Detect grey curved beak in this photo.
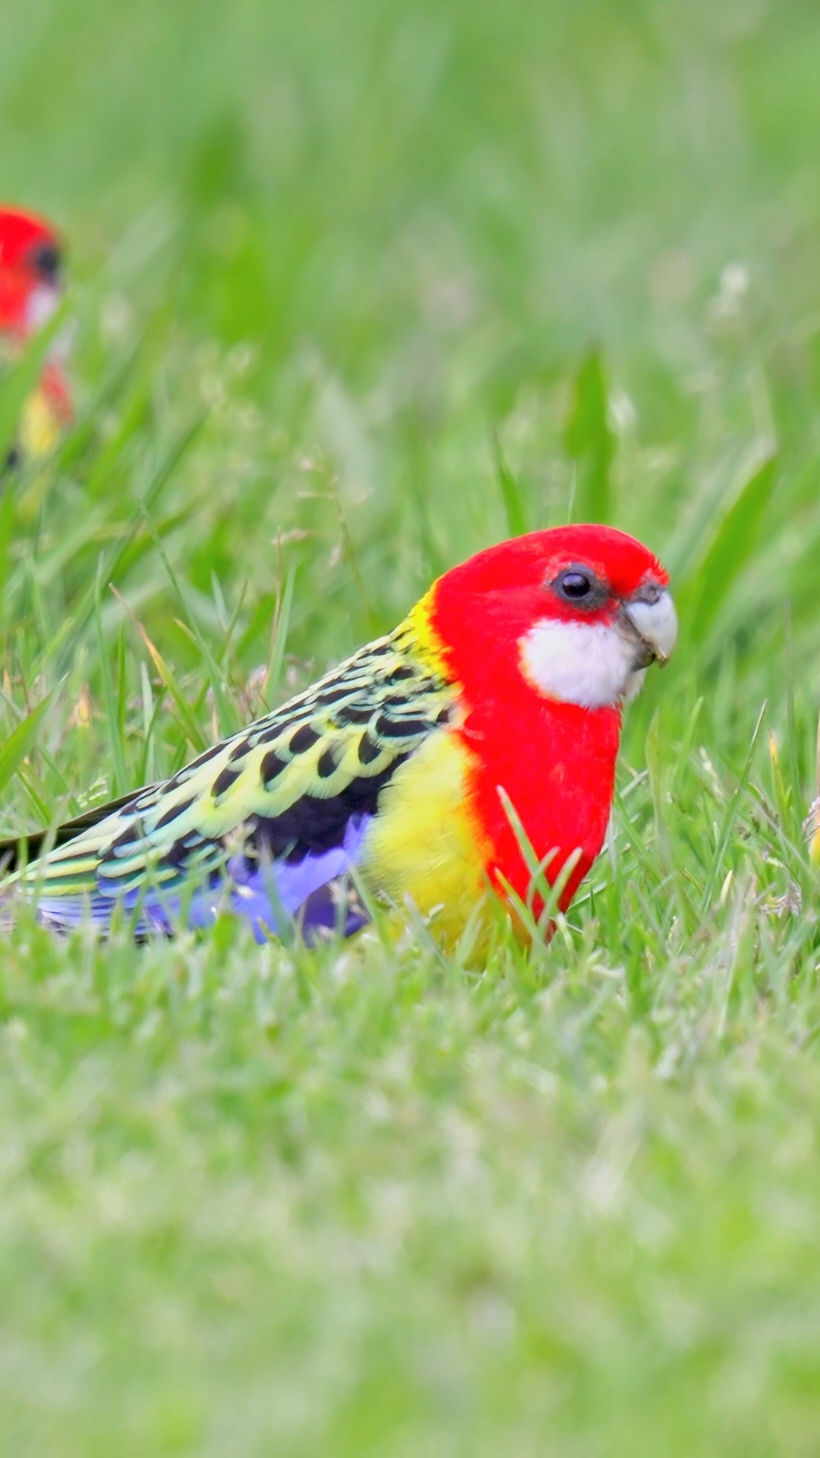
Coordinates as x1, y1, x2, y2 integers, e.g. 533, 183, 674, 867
622, 588, 678, 668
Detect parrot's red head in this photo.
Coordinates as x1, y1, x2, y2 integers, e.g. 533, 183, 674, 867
427, 524, 676, 711
0, 207, 64, 341
415, 525, 676, 921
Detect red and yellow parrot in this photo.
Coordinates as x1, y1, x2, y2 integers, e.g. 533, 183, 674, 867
1, 525, 677, 944
0, 206, 71, 465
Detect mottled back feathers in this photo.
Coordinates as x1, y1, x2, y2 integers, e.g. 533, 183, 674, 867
4, 622, 458, 934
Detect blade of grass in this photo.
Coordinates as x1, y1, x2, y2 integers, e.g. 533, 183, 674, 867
700, 700, 768, 914
564, 347, 614, 524
110, 586, 208, 753
94, 560, 129, 794
0, 687, 59, 799
264, 563, 296, 706
494, 435, 527, 537
138, 504, 235, 734
677, 453, 778, 646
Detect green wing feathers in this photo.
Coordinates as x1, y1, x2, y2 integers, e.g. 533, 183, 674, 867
3, 625, 458, 909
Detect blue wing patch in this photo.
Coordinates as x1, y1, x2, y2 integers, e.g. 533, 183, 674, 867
32, 812, 372, 944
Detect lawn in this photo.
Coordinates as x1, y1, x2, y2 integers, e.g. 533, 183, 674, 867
3, 0, 820, 1451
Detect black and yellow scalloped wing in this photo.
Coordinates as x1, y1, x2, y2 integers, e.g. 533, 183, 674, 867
12, 631, 458, 928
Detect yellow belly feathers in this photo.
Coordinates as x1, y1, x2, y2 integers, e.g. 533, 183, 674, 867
361, 728, 489, 942
19, 386, 63, 458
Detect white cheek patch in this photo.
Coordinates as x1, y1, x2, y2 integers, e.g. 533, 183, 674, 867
519, 618, 642, 709
25, 283, 59, 334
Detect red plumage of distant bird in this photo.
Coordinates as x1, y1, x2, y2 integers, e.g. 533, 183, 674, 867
1, 525, 677, 945
0, 206, 71, 463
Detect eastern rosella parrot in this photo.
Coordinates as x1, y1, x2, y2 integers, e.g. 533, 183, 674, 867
0, 206, 71, 465
1, 525, 677, 943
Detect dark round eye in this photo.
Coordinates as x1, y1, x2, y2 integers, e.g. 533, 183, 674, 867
26, 241, 62, 283
557, 569, 594, 601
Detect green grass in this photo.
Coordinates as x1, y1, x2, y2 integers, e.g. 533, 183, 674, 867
4, 0, 820, 1450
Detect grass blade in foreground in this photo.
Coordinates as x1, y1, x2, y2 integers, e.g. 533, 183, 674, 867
0, 687, 58, 800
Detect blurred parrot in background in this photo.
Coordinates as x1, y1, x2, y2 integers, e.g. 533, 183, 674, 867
0, 525, 677, 946
0, 206, 72, 467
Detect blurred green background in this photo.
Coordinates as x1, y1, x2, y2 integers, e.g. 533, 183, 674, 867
5, 1, 820, 1454
5, 0, 820, 714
